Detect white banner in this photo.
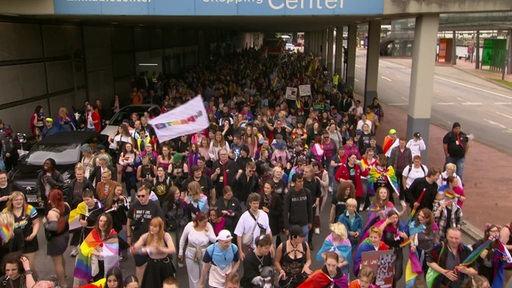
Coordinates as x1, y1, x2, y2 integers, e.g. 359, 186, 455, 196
149, 95, 209, 142
285, 87, 298, 100
299, 84, 311, 96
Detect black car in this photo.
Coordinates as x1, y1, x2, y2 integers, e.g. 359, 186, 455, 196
8, 131, 106, 209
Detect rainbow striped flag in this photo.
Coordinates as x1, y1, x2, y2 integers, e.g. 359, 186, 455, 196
400, 238, 412, 248
460, 239, 492, 267
0, 224, 11, 242
444, 191, 456, 199
405, 246, 423, 288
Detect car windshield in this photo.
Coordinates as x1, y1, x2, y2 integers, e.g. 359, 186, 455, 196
25, 143, 81, 165
109, 106, 157, 126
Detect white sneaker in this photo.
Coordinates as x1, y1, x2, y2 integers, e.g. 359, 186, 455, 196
315, 228, 320, 235
70, 247, 79, 257
359, 206, 364, 212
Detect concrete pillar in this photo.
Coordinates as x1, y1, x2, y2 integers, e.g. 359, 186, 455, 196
407, 14, 440, 161
475, 30, 480, 69
327, 27, 335, 75
451, 30, 457, 65
346, 24, 357, 90
335, 26, 343, 77
304, 31, 312, 54
364, 20, 381, 107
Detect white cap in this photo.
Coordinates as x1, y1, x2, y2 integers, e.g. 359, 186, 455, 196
216, 229, 233, 241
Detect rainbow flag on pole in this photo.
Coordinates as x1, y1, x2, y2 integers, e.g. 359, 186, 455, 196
0, 224, 11, 242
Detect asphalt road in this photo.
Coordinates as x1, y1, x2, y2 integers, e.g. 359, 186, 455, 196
353, 51, 512, 154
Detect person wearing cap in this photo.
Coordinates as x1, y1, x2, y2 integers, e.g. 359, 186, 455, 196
275, 225, 313, 287
383, 128, 399, 158
41, 117, 59, 139
443, 122, 469, 179
199, 229, 240, 288
406, 132, 426, 158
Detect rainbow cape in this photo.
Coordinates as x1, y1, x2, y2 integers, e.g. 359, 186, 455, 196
73, 229, 119, 285
368, 166, 400, 195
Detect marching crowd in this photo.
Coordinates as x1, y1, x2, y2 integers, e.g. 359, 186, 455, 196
0, 49, 508, 288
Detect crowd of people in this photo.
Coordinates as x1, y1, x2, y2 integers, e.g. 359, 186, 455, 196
0, 48, 507, 288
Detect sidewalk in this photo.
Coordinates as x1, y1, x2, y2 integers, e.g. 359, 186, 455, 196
366, 61, 512, 239
448, 58, 512, 87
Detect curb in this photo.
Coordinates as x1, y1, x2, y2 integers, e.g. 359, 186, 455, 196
452, 65, 512, 91
462, 220, 484, 243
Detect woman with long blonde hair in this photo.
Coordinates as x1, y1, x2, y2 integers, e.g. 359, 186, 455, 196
4, 191, 40, 271
131, 216, 176, 287
209, 131, 230, 161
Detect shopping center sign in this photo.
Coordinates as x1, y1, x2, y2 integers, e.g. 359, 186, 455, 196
54, 0, 384, 15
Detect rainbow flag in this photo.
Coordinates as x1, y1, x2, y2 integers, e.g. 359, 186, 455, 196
0, 224, 11, 242
400, 238, 412, 248
405, 246, 423, 288
74, 229, 119, 285
444, 191, 456, 199
460, 239, 491, 267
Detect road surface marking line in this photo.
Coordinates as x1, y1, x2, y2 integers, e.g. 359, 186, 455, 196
461, 102, 482, 105
495, 102, 512, 105
496, 111, 512, 119
389, 103, 408, 106
436, 76, 512, 100
457, 97, 464, 101
381, 76, 392, 82
504, 129, 512, 134
437, 102, 455, 105
484, 119, 507, 129
400, 97, 408, 101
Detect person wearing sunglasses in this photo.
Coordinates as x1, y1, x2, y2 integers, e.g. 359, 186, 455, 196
126, 186, 163, 285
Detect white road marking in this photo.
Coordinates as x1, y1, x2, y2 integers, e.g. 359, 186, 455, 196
457, 97, 464, 101
495, 102, 512, 105
389, 103, 408, 106
400, 97, 408, 101
496, 111, 512, 119
504, 129, 512, 134
461, 102, 482, 105
484, 119, 507, 129
381, 76, 392, 82
437, 102, 455, 105
436, 76, 512, 100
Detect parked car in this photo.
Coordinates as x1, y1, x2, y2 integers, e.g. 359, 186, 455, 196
8, 131, 106, 209
101, 104, 160, 138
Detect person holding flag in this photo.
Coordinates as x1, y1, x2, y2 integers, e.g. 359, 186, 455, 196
426, 227, 477, 288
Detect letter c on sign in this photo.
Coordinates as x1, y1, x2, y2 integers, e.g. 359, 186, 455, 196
268, 0, 284, 9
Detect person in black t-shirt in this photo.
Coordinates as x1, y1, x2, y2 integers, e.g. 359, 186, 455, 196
443, 122, 469, 179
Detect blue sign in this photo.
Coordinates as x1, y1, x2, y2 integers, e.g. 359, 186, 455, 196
54, 0, 384, 16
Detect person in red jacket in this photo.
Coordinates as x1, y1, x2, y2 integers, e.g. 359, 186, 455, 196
335, 153, 369, 210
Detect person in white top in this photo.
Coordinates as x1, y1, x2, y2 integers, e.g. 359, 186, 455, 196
178, 212, 217, 288
406, 132, 426, 157
401, 155, 429, 190
234, 193, 272, 261
356, 114, 373, 131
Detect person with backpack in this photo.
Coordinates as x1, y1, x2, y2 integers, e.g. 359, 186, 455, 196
401, 155, 428, 198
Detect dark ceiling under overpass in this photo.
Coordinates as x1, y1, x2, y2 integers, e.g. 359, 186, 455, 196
2, 11, 511, 32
